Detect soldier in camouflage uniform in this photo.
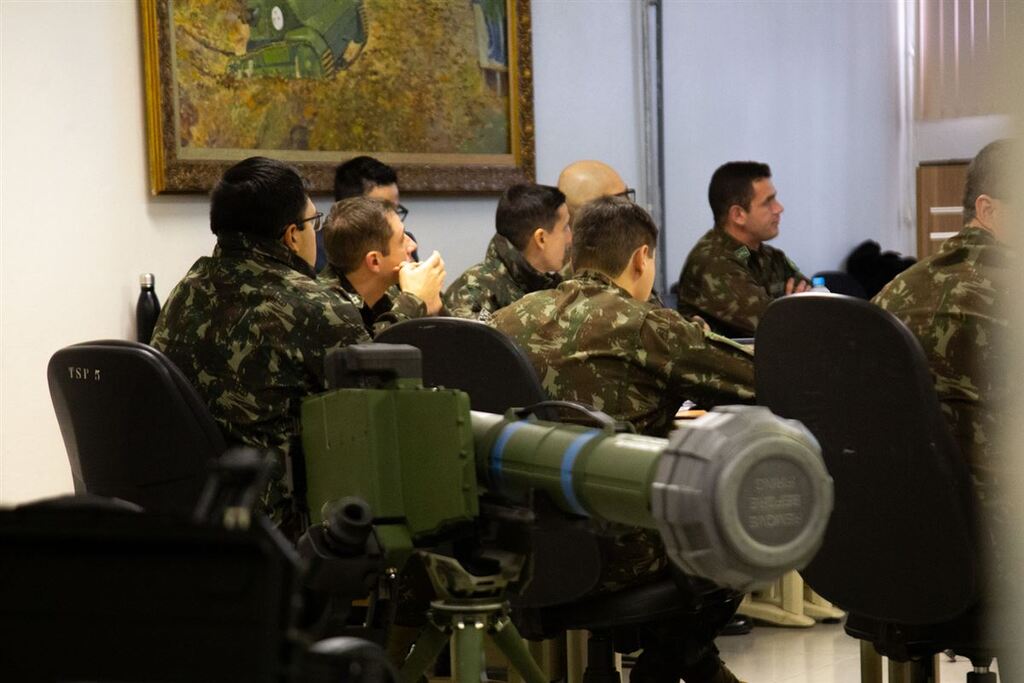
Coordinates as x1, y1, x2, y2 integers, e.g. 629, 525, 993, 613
151, 157, 369, 540
444, 183, 570, 321
318, 196, 445, 337
874, 140, 1015, 579
326, 155, 418, 269
491, 196, 753, 683
677, 161, 808, 337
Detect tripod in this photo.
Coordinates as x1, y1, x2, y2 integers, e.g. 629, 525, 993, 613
397, 552, 547, 683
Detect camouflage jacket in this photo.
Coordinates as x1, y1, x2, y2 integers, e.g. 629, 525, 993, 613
443, 234, 563, 322
490, 270, 756, 438
317, 264, 426, 337
490, 270, 755, 593
873, 226, 1013, 500
676, 228, 806, 337
151, 232, 369, 538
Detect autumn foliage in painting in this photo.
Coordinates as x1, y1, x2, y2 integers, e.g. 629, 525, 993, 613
172, 0, 510, 155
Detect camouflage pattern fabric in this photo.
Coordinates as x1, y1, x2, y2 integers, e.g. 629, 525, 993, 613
491, 269, 754, 596
491, 270, 756, 438
151, 231, 369, 539
318, 264, 426, 337
443, 234, 562, 321
677, 227, 806, 337
873, 226, 1014, 572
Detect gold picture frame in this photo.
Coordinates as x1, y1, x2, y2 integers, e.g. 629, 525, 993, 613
141, 0, 535, 194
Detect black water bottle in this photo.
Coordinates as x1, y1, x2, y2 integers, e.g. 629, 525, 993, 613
136, 273, 161, 344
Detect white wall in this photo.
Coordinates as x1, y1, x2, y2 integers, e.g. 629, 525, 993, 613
915, 115, 1014, 163
661, 1, 904, 280
0, 1, 643, 504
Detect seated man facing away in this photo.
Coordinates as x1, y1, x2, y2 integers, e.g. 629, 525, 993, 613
676, 161, 808, 337
329, 155, 418, 268
318, 196, 445, 337
444, 183, 570, 321
492, 195, 755, 437
557, 159, 632, 219
874, 139, 1015, 559
151, 157, 370, 539
490, 196, 754, 683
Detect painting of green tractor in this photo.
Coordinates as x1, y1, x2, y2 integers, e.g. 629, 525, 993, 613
230, 0, 367, 79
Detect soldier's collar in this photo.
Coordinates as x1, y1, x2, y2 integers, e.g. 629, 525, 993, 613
215, 231, 317, 279
331, 267, 365, 308
960, 224, 999, 244
573, 269, 634, 298
713, 228, 755, 263
487, 234, 563, 291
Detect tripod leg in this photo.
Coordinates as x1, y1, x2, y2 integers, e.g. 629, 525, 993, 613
452, 617, 486, 683
490, 616, 548, 683
398, 622, 449, 683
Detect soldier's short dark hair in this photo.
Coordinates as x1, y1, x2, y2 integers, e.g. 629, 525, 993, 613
708, 161, 772, 228
571, 196, 659, 275
495, 184, 567, 251
334, 156, 398, 201
963, 139, 1014, 223
209, 156, 308, 239
324, 196, 396, 273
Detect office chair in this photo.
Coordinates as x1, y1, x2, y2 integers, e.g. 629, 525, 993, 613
756, 293, 998, 683
47, 339, 226, 515
375, 317, 548, 414
0, 493, 396, 682
374, 321, 738, 682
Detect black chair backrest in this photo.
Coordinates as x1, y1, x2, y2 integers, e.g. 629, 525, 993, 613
47, 340, 226, 515
812, 270, 868, 298
0, 500, 296, 682
375, 317, 547, 413
756, 294, 978, 624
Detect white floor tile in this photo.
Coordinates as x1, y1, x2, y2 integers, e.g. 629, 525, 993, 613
714, 622, 997, 683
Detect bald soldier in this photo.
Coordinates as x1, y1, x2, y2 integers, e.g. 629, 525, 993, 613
557, 159, 633, 218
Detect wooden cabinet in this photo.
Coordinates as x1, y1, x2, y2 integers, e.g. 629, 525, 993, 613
916, 160, 969, 259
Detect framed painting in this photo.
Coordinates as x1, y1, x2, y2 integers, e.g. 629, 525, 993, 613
141, 0, 535, 194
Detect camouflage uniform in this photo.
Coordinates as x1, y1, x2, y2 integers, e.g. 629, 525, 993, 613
443, 234, 562, 321
677, 227, 806, 337
318, 264, 426, 337
491, 270, 756, 438
151, 232, 369, 539
491, 269, 753, 681
490, 269, 755, 587
873, 226, 1014, 567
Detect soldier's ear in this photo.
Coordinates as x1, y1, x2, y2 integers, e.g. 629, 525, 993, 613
532, 227, 547, 250
281, 223, 300, 253
365, 251, 382, 272
975, 194, 995, 226
728, 204, 746, 226
631, 244, 648, 275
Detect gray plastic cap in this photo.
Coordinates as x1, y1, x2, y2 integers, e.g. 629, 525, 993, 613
651, 405, 833, 592
139, 273, 155, 288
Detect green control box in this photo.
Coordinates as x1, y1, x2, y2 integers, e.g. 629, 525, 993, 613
302, 385, 478, 540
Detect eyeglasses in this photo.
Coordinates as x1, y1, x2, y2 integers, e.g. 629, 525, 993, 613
394, 204, 409, 221
298, 212, 325, 232
614, 188, 637, 203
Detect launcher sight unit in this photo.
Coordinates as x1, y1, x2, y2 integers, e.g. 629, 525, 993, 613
301, 344, 833, 593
